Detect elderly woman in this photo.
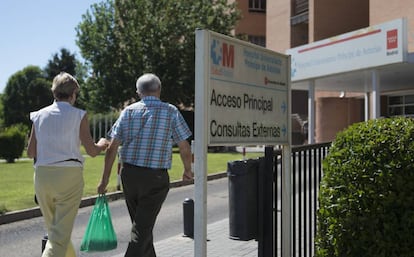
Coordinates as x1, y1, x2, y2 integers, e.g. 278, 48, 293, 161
27, 72, 108, 257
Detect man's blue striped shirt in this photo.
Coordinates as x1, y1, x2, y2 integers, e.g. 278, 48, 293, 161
109, 96, 192, 169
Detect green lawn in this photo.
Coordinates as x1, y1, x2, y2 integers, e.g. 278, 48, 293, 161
0, 151, 263, 213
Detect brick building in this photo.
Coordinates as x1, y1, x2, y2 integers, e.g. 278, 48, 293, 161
235, 0, 414, 143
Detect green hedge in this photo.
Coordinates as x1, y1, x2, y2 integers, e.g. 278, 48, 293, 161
316, 117, 414, 257
0, 124, 28, 163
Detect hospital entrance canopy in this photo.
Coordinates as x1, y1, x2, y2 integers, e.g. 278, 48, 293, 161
286, 18, 414, 95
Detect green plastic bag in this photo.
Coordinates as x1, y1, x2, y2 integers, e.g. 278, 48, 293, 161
80, 194, 117, 252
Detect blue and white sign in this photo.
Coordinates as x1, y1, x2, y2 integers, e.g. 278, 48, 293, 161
287, 18, 408, 82
197, 30, 290, 145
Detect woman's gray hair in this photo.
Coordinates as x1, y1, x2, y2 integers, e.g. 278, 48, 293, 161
51, 72, 80, 100
136, 73, 161, 95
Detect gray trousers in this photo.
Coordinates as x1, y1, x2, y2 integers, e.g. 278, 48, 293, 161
121, 163, 169, 257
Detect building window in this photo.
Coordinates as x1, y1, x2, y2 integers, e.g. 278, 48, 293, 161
388, 95, 414, 116
248, 35, 266, 47
293, 0, 309, 15
249, 0, 266, 13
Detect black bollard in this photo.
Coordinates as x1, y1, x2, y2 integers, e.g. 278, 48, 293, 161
41, 234, 48, 253
183, 198, 194, 238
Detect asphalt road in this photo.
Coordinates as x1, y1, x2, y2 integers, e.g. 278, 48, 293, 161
0, 177, 230, 257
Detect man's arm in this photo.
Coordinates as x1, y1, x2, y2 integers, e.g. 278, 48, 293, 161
177, 140, 193, 181
97, 138, 121, 194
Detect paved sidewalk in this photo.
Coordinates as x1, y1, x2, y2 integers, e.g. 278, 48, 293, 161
112, 218, 258, 257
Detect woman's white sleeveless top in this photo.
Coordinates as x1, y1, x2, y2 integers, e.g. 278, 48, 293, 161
30, 101, 86, 168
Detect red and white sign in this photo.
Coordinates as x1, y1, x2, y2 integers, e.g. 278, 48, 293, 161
387, 29, 398, 49
287, 18, 408, 82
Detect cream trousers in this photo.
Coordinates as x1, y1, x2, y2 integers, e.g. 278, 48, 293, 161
35, 166, 84, 257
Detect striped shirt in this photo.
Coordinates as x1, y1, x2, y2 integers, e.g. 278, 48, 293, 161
109, 96, 192, 169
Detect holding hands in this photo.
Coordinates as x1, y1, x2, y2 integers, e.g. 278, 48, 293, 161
96, 138, 109, 151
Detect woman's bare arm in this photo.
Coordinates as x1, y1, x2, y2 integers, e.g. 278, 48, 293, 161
79, 114, 108, 157
27, 125, 37, 159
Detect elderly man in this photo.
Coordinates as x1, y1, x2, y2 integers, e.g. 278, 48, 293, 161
98, 73, 193, 257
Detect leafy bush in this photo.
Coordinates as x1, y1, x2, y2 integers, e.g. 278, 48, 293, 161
0, 203, 8, 215
0, 124, 28, 163
316, 117, 414, 257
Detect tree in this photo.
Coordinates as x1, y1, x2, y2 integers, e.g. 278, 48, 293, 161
0, 94, 4, 129
2, 66, 52, 127
76, 0, 121, 112
76, 0, 240, 112
44, 48, 78, 81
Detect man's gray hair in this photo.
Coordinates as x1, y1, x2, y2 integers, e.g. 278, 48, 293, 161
136, 73, 161, 95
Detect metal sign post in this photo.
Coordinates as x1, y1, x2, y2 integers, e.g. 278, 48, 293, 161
282, 145, 292, 257
194, 29, 209, 257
